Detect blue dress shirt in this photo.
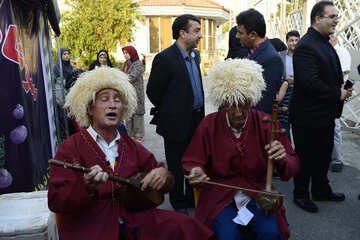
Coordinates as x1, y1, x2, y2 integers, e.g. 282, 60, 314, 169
175, 42, 203, 110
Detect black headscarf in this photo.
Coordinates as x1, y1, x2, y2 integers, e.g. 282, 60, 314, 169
89, 49, 113, 70
226, 26, 248, 60
53, 47, 73, 80
269, 38, 287, 52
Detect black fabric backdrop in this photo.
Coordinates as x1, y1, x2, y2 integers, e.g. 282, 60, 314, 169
0, 0, 52, 193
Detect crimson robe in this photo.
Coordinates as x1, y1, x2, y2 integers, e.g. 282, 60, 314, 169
48, 128, 213, 240
182, 109, 300, 240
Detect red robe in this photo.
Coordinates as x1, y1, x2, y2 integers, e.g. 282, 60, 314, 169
182, 109, 300, 240
48, 128, 213, 240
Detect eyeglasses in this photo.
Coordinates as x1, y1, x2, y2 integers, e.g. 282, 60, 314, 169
320, 15, 340, 21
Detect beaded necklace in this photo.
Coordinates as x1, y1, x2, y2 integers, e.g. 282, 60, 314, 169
223, 111, 248, 156
80, 130, 125, 206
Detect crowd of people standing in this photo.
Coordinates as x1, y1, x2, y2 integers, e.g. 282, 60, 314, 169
50, 1, 357, 239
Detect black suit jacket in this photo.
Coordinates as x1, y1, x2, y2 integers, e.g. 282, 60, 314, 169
290, 27, 343, 128
146, 43, 204, 141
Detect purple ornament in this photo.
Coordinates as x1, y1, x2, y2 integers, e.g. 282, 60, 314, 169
13, 104, 24, 119
0, 168, 12, 189
10, 125, 28, 144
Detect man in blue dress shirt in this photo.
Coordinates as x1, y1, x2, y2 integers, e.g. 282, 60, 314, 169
147, 14, 204, 214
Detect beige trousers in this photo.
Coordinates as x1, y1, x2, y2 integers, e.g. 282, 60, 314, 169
126, 114, 145, 138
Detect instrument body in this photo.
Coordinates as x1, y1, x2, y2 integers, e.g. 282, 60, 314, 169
119, 172, 164, 211
48, 159, 164, 211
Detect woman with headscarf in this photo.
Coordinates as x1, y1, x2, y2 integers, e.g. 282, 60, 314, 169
120, 46, 145, 142
54, 47, 73, 81
89, 49, 113, 70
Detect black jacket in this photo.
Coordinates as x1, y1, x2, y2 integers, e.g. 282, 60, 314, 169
290, 27, 343, 128
146, 43, 204, 141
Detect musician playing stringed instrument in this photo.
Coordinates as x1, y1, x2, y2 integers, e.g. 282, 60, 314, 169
182, 59, 300, 240
48, 66, 213, 240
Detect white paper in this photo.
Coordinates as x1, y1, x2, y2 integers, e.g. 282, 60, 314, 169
232, 206, 254, 226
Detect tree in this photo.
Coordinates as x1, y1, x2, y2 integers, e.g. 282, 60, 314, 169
59, 0, 141, 64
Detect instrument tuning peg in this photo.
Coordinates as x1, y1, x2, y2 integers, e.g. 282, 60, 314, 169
277, 128, 286, 136
279, 107, 288, 114
262, 116, 270, 123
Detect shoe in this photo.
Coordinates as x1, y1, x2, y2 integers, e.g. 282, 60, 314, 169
135, 137, 143, 143
293, 197, 318, 212
331, 163, 343, 172
312, 193, 345, 202
176, 208, 189, 215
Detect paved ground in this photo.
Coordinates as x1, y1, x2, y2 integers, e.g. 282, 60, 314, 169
141, 77, 360, 240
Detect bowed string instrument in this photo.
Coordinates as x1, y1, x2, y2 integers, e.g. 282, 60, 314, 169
187, 101, 287, 218
48, 159, 165, 212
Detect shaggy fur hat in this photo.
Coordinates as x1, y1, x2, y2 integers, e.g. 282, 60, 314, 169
65, 66, 137, 127
206, 58, 266, 107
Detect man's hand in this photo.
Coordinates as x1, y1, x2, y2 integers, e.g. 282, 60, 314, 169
140, 167, 172, 191
264, 140, 286, 172
84, 165, 108, 194
185, 167, 209, 186
287, 74, 294, 84
340, 85, 353, 101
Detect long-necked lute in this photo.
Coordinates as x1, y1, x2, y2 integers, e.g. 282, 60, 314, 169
48, 159, 164, 212
255, 100, 287, 218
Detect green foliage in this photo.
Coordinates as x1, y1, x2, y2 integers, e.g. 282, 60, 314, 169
60, 0, 140, 64
222, 22, 230, 34
35, 166, 50, 191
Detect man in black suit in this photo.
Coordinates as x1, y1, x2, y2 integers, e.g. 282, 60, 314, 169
290, 1, 353, 213
146, 14, 204, 214
236, 9, 283, 114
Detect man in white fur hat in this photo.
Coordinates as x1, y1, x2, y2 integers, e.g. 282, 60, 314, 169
182, 59, 300, 240
48, 66, 212, 240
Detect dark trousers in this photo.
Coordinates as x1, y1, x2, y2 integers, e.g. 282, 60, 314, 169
292, 126, 334, 199
164, 111, 203, 210
212, 200, 283, 240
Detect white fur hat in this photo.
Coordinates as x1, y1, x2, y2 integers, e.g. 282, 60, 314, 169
65, 66, 137, 127
206, 58, 266, 107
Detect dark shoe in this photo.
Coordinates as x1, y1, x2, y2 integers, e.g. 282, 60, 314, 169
293, 197, 318, 212
331, 163, 343, 172
176, 208, 189, 215
312, 193, 345, 202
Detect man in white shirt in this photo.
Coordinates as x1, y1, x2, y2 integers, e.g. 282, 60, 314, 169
329, 34, 352, 172
48, 66, 213, 240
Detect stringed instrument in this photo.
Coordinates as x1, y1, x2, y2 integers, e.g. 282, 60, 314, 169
48, 159, 164, 212
186, 101, 288, 215
255, 100, 287, 217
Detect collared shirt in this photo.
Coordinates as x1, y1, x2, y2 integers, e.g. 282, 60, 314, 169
87, 125, 121, 169
175, 42, 204, 110
225, 113, 252, 210
334, 44, 351, 82
311, 27, 340, 75
285, 50, 294, 79
245, 38, 267, 59
86, 126, 124, 224
225, 112, 248, 139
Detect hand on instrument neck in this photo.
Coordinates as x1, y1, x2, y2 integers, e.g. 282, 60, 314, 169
140, 167, 174, 193
265, 140, 286, 175
84, 165, 109, 194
